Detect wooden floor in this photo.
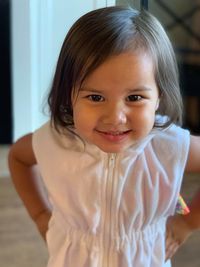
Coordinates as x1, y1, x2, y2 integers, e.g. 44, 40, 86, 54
0, 145, 200, 267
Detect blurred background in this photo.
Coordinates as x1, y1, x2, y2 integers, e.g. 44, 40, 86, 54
0, 0, 199, 266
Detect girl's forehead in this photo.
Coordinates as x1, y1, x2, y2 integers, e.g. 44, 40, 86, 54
73, 52, 159, 96
95, 48, 154, 73
84, 52, 155, 80
72, 49, 157, 96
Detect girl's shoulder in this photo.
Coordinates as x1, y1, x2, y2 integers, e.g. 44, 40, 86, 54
150, 121, 190, 167
32, 121, 80, 153
153, 116, 190, 145
152, 122, 190, 150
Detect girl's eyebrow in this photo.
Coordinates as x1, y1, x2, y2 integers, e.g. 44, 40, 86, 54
127, 87, 153, 93
80, 87, 103, 93
81, 86, 153, 93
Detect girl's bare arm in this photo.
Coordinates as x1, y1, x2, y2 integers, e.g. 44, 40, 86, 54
184, 135, 200, 230
166, 135, 200, 260
8, 133, 51, 240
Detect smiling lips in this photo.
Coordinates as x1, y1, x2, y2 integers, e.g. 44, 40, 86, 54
95, 129, 132, 142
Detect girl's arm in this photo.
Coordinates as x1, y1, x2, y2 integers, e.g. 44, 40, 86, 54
166, 135, 200, 260
8, 133, 51, 241
183, 134, 200, 230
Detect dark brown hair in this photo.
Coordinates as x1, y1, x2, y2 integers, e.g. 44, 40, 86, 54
48, 6, 183, 130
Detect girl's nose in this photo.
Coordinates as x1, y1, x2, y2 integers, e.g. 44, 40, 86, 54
101, 104, 127, 126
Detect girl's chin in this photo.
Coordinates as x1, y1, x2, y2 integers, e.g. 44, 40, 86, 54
94, 142, 131, 153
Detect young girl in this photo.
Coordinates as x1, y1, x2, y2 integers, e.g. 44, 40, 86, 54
8, 6, 200, 267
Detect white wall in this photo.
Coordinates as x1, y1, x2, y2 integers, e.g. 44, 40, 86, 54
11, 0, 115, 141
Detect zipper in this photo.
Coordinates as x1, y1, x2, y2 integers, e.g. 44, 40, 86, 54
102, 153, 116, 267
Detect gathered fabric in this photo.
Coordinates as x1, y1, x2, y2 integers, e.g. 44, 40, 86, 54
33, 120, 190, 267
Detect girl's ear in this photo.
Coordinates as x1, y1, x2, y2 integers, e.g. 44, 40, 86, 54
155, 99, 160, 111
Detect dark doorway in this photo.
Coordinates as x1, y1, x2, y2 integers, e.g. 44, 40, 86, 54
0, 0, 12, 144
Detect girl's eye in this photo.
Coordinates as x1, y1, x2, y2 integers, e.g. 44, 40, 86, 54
126, 95, 142, 102
87, 95, 104, 102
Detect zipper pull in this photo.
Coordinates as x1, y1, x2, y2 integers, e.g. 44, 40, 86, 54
109, 153, 115, 167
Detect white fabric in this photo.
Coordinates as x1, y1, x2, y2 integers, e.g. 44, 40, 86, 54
33, 121, 190, 267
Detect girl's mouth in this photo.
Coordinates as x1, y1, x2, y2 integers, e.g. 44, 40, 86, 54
95, 129, 132, 142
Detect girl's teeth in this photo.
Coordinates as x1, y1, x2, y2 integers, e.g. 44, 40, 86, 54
107, 132, 123, 135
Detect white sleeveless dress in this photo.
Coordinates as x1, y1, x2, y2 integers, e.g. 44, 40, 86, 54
33, 121, 190, 267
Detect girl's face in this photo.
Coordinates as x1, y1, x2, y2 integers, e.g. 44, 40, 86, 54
72, 52, 159, 153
